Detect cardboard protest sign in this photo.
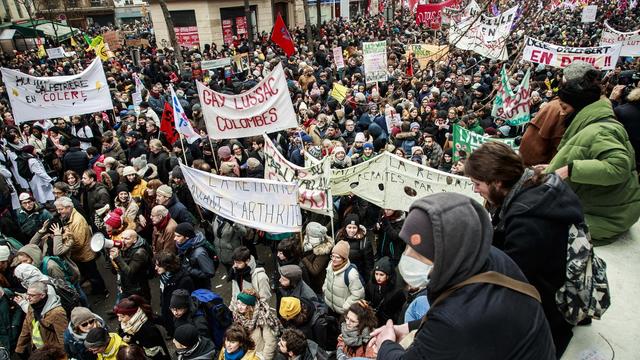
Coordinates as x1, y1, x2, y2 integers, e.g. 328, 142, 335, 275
581, 5, 597, 23
600, 21, 640, 57
181, 164, 302, 233
333, 47, 345, 69
103, 31, 122, 50
197, 63, 297, 140
331, 152, 482, 210
523, 37, 622, 70
46, 47, 66, 59
263, 135, 332, 215
452, 125, 519, 160
1, 58, 112, 123
408, 44, 449, 68
492, 66, 531, 126
201, 58, 231, 70
363, 41, 388, 83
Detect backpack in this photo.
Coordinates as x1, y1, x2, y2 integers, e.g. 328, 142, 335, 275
343, 263, 365, 289
16, 155, 34, 181
198, 239, 220, 271
42, 278, 81, 316
191, 289, 233, 348
41, 256, 74, 283
0, 234, 23, 253
309, 300, 340, 350
555, 223, 611, 325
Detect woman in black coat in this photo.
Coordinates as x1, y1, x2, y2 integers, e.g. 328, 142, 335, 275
365, 257, 406, 326
335, 213, 375, 283
154, 251, 195, 336
114, 295, 171, 360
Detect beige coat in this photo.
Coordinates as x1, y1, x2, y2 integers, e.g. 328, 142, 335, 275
323, 260, 365, 315
251, 325, 277, 360
58, 208, 95, 263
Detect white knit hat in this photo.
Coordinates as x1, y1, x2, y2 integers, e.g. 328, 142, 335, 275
0, 245, 9, 261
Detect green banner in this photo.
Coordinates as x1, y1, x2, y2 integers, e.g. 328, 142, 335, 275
452, 125, 519, 160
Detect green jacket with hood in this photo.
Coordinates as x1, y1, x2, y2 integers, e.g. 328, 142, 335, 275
547, 98, 640, 241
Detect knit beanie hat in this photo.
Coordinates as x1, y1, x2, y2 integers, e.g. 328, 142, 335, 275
115, 183, 129, 195
174, 324, 199, 348
71, 307, 95, 327
374, 257, 393, 276
305, 222, 327, 246
399, 207, 435, 261
332, 240, 350, 260
0, 245, 9, 261
156, 184, 173, 198
122, 166, 137, 177
343, 213, 360, 227
113, 299, 139, 316
172, 166, 184, 180
175, 223, 195, 239
363, 142, 374, 150
84, 327, 109, 349
279, 297, 302, 320
237, 292, 257, 306
104, 208, 123, 228
333, 146, 346, 155
410, 122, 420, 130
217, 146, 232, 159
279, 264, 303, 284
411, 146, 423, 156
131, 155, 147, 170
354, 132, 366, 143
170, 289, 191, 309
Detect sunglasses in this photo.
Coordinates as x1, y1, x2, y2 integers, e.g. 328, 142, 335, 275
80, 319, 96, 327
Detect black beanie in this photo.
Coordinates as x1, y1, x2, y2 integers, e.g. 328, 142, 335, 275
343, 213, 360, 227
115, 183, 129, 195
84, 327, 109, 349
174, 324, 199, 348
558, 69, 601, 112
399, 208, 435, 261
170, 289, 191, 309
175, 223, 196, 239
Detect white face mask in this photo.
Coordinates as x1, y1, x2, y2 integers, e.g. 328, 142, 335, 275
398, 254, 432, 289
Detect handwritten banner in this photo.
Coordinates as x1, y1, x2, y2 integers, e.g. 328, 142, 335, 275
492, 66, 531, 126
181, 164, 302, 233
415, 0, 460, 29
448, 8, 515, 60
333, 46, 345, 69
581, 5, 597, 23
197, 63, 297, 139
600, 21, 640, 57
408, 44, 449, 68
0, 58, 112, 123
523, 36, 622, 70
452, 125, 519, 160
263, 135, 332, 215
363, 40, 388, 83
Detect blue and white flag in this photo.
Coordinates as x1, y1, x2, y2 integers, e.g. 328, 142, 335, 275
170, 85, 199, 144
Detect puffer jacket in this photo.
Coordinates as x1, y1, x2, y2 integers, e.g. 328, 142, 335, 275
300, 237, 334, 294
213, 217, 247, 267
336, 225, 374, 283
178, 232, 216, 290
166, 195, 197, 225
547, 98, 640, 241
323, 260, 365, 315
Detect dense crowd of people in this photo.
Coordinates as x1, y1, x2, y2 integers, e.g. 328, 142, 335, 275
0, 0, 639, 359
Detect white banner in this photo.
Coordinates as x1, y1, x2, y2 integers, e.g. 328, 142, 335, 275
197, 63, 297, 140
341, 0, 350, 19
331, 153, 482, 210
263, 135, 332, 215
46, 47, 65, 59
180, 164, 302, 233
448, 9, 513, 60
333, 47, 345, 69
363, 40, 388, 83
523, 37, 622, 70
201, 58, 231, 70
1, 58, 113, 124
581, 5, 597, 23
600, 21, 640, 57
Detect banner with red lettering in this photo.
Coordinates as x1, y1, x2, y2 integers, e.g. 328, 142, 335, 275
415, 0, 459, 29
600, 21, 640, 57
522, 37, 622, 70
0, 58, 113, 124
197, 63, 297, 140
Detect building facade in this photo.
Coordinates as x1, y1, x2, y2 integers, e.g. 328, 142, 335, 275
0, 0, 30, 23
34, 0, 116, 29
114, 0, 149, 25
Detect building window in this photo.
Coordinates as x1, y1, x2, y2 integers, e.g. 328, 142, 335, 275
90, 0, 104, 6
68, 0, 78, 7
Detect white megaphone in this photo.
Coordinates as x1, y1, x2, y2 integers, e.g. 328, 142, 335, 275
90, 233, 123, 252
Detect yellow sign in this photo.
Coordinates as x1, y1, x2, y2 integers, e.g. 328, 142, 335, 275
330, 82, 349, 103
95, 42, 113, 61
37, 45, 46, 58
408, 44, 449, 69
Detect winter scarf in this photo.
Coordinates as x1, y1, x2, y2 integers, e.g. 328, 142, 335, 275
121, 307, 148, 336
224, 349, 245, 360
156, 214, 171, 230
340, 322, 371, 348
233, 300, 283, 336
32, 295, 48, 322
176, 237, 196, 255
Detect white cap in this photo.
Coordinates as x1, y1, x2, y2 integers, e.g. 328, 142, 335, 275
0, 245, 9, 261
19, 193, 31, 202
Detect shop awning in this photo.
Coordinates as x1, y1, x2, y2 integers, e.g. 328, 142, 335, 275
11, 20, 81, 42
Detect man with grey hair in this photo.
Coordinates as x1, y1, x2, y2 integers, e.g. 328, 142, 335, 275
14, 281, 68, 356
53, 196, 106, 295
151, 205, 177, 254
519, 61, 596, 166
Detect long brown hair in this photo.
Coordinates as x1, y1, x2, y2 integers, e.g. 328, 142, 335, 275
224, 324, 255, 350
465, 142, 525, 189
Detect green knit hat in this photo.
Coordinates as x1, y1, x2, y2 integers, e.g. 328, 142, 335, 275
237, 292, 257, 306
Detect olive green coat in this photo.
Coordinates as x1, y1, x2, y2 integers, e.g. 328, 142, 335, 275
547, 99, 640, 241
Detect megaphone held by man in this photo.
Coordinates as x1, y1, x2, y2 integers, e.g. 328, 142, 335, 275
90, 233, 123, 252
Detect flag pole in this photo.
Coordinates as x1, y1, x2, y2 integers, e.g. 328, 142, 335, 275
207, 136, 220, 172
178, 133, 188, 165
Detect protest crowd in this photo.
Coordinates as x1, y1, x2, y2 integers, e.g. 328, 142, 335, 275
0, 0, 639, 359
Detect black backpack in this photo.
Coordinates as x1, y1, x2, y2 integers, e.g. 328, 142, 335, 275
42, 278, 80, 316
16, 155, 34, 181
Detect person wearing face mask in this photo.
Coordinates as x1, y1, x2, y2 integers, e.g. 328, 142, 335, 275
371, 193, 556, 359
173, 324, 217, 360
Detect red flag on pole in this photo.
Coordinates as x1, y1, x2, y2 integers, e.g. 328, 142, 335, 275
160, 102, 179, 145
271, 14, 295, 57
406, 53, 414, 77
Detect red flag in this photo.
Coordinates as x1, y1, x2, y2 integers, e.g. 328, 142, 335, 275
271, 14, 295, 57
160, 102, 179, 145
406, 53, 414, 77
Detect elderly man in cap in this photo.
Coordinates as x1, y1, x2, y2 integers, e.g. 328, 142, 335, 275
155, 184, 196, 224
16, 192, 53, 240
371, 193, 556, 359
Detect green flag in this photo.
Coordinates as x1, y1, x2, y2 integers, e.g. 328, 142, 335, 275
83, 34, 92, 46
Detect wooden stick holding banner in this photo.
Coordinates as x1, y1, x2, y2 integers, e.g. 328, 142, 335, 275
178, 133, 188, 165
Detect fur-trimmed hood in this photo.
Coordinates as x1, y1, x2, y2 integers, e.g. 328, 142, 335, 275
312, 236, 334, 256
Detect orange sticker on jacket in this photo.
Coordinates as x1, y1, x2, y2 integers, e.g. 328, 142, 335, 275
410, 234, 421, 245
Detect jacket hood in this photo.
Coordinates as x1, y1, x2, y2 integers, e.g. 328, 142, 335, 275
14, 263, 48, 288
17, 244, 43, 268
312, 236, 334, 255
41, 290, 62, 316
408, 193, 492, 297
560, 98, 616, 149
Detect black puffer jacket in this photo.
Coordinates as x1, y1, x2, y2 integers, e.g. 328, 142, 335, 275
336, 225, 374, 283
159, 270, 195, 336
493, 171, 583, 357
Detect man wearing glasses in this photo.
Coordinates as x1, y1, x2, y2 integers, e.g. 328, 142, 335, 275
16, 192, 53, 240
15, 282, 68, 357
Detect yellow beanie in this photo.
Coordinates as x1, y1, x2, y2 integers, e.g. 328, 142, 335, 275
279, 297, 301, 320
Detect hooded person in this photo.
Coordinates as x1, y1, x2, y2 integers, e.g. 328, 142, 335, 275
299, 222, 334, 294
174, 223, 216, 290
84, 327, 128, 360
13, 244, 80, 285
374, 193, 556, 359
278, 265, 318, 304
64, 307, 108, 360
173, 324, 217, 360
365, 256, 406, 326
